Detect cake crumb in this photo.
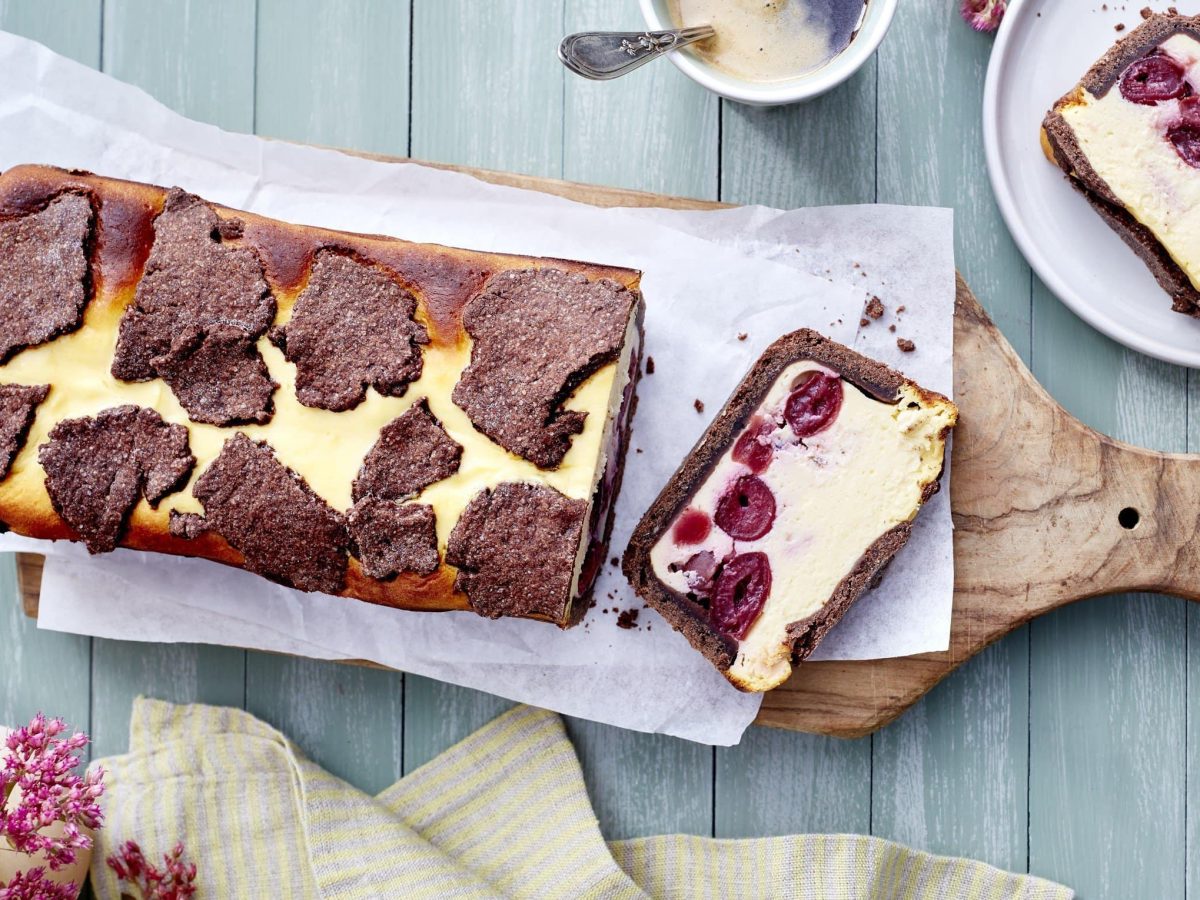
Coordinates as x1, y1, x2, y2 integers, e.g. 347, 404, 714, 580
616, 608, 639, 629
645, 355, 655, 375
737, 332, 748, 341
865, 296, 885, 319
610, 556, 619, 567
636, 448, 643, 454
859, 317, 870, 327
896, 305, 906, 314
1115, 22, 1125, 29
897, 338, 916, 352
694, 399, 705, 414
1141, 6, 1153, 18
889, 324, 896, 332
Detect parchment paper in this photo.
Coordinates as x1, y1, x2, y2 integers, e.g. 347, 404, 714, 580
0, 30, 954, 744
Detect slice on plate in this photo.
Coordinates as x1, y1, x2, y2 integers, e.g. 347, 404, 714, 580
1042, 11, 1200, 316
622, 329, 957, 692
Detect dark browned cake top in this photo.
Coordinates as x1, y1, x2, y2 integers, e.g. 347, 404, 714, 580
351, 399, 463, 503
39, 405, 195, 554
0, 384, 49, 479
0, 192, 94, 364
347, 498, 439, 580
170, 433, 349, 595
446, 481, 587, 620
112, 189, 277, 424
270, 249, 429, 412
152, 323, 278, 425
452, 268, 634, 469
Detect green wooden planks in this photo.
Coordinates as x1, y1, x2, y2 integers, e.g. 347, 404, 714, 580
871, 0, 1031, 872
0, 0, 101, 66
1029, 291, 1188, 896
246, 0, 411, 797
89, 0, 259, 758
411, 0, 564, 177
0, 0, 100, 757
255, 0, 411, 157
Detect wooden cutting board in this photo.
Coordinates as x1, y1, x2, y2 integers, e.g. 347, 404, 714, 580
19, 157, 1197, 739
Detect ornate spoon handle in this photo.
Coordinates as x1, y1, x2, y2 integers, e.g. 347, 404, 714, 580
558, 26, 715, 81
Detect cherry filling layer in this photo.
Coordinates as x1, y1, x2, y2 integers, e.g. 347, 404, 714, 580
1118, 50, 1200, 168
664, 369, 845, 641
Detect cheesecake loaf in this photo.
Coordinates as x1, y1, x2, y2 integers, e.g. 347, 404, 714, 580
0, 164, 644, 626
623, 330, 956, 692
1042, 11, 1200, 316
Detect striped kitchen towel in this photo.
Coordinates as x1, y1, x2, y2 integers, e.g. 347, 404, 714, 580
88, 699, 1071, 899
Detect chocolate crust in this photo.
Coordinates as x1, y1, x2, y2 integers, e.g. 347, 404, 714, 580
622, 328, 953, 682
1041, 13, 1200, 316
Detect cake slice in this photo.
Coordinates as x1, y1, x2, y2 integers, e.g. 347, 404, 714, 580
622, 330, 956, 692
1042, 11, 1200, 316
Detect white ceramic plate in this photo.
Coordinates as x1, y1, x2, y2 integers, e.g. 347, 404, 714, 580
983, 0, 1200, 366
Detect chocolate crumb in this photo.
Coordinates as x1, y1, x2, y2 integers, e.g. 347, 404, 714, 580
446, 482, 587, 621
352, 399, 462, 503
859, 318, 870, 327
737, 332, 748, 341
896, 305, 906, 314
1116, 22, 1126, 30
112, 189, 276, 425
40, 405, 194, 554
1142, 7, 1152, 18
170, 432, 348, 594
0, 384, 49, 479
645, 356, 655, 375
611, 556, 619, 567
616, 608, 639, 629
452, 268, 635, 469
636, 448, 643, 454
0, 192, 95, 364
694, 399, 705, 414
271, 249, 428, 412
897, 338, 916, 352
151, 324, 277, 425
347, 498, 439, 579
889, 324, 896, 332
865, 296, 885, 319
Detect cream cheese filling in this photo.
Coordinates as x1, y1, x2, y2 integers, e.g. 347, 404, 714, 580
648, 363, 954, 691
1060, 34, 1200, 288
0, 276, 626, 581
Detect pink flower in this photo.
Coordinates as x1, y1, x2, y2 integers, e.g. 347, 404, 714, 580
961, 0, 1007, 31
1, 714, 103, 871
0, 867, 76, 900
107, 841, 197, 900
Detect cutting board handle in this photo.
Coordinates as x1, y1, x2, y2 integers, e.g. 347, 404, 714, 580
758, 276, 1200, 737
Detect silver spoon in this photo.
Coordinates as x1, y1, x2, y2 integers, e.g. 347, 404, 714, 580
558, 26, 715, 81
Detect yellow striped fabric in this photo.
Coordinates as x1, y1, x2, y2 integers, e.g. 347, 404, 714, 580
87, 700, 1072, 900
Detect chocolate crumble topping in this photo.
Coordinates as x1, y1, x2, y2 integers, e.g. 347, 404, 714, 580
169, 433, 348, 594
865, 296, 885, 319
347, 498, 439, 579
616, 608, 639, 629
271, 250, 428, 412
897, 338, 916, 352
351, 399, 462, 503
446, 482, 587, 621
452, 268, 634, 469
111, 189, 276, 425
0, 384, 49, 479
152, 324, 278, 425
40, 405, 194, 554
0, 192, 95, 363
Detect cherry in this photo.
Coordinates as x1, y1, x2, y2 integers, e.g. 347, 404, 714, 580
711, 552, 772, 640
785, 371, 843, 438
1120, 53, 1188, 105
1168, 124, 1200, 167
731, 418, 775, 474
673, 508, 712, 545
682, 550, 720, 598
714, 474, 776, 541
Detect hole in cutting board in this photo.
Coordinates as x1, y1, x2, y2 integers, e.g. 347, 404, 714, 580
1118, 507, 1140, 530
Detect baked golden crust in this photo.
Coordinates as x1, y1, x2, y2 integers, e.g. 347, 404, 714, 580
0, 164, 643, 618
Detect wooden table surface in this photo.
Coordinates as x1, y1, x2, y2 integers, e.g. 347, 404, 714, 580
0, 1, 1192, 896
